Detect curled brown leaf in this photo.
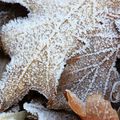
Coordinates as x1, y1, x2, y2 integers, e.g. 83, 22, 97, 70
64, 90, 86, 118
64, 90, 119, 120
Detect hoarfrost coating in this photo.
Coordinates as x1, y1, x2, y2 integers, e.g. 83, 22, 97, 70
0, 0, 85, 110
0, 0, 120, 111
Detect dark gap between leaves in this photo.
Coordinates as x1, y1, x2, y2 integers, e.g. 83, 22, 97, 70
111, 58, 120, 110
0, 1, 29, 18
0, 1, 29, 26
111, 102, 120, 110
115, 58, 120, 75
20, 90, 48, 120
18, 90, 48, 111
0, 1, 29, 77
0, 44, 11, 79
5, 90, 48, 120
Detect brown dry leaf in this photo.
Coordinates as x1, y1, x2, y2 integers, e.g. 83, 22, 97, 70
65, 90, 119, 120
47, 0, 120, 110
0, 0, 120, 112
64, 89, 86, 118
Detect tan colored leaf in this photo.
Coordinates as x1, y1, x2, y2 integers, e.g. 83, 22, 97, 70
48, 0, 120, 110
0, 0, 85, 111
0, 0, 120, 112
65, 90, 119, 120
85, 94, 119, 120
64, 89, 86, 118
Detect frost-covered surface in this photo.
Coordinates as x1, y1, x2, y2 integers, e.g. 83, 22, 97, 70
0, 111, 26, 120
47, 0, 120, 110
0, 0, 85, 111
0, 0, 120, 112
24, 101, 79, 120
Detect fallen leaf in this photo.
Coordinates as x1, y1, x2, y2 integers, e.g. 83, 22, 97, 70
0, 0, 85, 111
64, 89, 86, 118
65, 89, 119, 120
47, 0, 120, 110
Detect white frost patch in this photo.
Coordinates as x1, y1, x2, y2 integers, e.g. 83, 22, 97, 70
0, 111, 26, 120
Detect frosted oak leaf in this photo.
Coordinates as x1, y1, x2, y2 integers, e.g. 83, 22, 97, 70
0, 0, 85, 111
48, 0, 120, 110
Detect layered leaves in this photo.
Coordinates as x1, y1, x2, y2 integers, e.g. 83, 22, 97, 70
48, 0, 120, 110
0, 0, 120, 112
